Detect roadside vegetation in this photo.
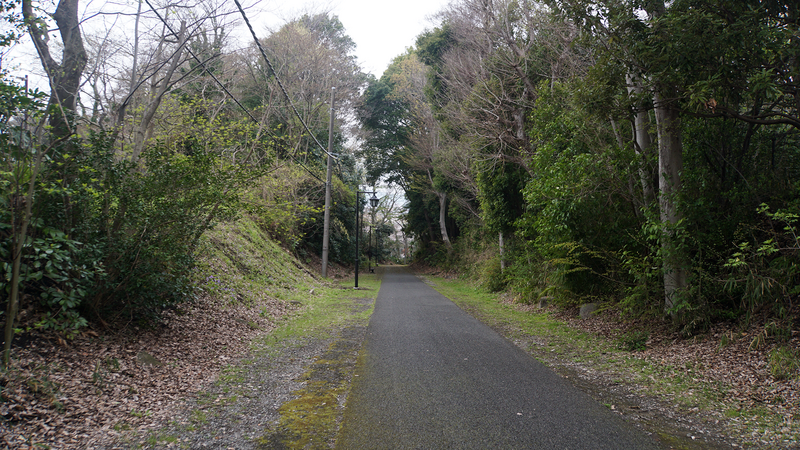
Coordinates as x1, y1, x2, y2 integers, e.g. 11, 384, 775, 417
422, 273, 799, 449
359, 0, 800, 362
2, 0, 800, 448
1, 212, 319, 447
0, 208, 378, 448
129, 257, 379, 450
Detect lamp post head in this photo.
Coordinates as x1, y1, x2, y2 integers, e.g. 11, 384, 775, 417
369, 193, 379, 208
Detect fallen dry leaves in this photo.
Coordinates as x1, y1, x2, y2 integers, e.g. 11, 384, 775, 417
418, 265, 799, 445
3, 258, 798, 449
0, 293, 295, 449
546, 305, 800, 447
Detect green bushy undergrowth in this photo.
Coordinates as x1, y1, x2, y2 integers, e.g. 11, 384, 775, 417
2, 128, 280, 338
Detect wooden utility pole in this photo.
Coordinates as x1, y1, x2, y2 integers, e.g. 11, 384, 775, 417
321, 88, 335, 277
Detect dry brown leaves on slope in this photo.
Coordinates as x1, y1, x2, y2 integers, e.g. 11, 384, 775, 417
549, 306, 800, 447
0, 294, 294, 450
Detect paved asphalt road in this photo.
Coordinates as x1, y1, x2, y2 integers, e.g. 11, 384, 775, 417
336, 266, 663, 449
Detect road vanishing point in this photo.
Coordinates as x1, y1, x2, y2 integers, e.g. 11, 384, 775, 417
336, 266, 664, 449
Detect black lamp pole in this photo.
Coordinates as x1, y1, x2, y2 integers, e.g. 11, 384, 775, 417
355, 190, 379, 288
368, 225, 373, 274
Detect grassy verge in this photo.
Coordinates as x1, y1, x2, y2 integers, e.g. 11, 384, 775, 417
138, 273, 381, 450
128, 212, 381, 449
196, 214, 383, 449
195, 217, 322, 307
422, 274, 797, 449
253, 274, 380, 449
258, 275, 380, 349
421, 275, 605, 359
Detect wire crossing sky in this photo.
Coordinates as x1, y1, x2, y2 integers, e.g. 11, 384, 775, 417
258, 0, 450, 76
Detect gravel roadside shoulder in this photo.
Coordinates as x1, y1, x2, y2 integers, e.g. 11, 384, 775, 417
106, 294, 375, 450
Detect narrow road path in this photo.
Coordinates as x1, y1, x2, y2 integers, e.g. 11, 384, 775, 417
336, 266, 663, 449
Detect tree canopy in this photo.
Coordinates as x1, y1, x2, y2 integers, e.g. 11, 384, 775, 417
3, 0, 799, 367
357, 0, 800, 332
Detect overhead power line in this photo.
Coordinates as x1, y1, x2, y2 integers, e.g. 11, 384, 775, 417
232, 0, 337, 161
140, 0, 326, 184
142, 0, 259, 126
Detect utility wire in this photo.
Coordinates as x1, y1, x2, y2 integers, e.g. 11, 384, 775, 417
142, 0, 261, 128
140, 0, 326, 184
231, 0, 335, 160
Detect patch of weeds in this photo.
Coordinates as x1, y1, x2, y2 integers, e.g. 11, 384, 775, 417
105, 356, 120, 372
724, 408, 744, 419
189, 409, 208, 425
718, 331, 739, 350
195, 391, 215, 406
92, 359, 112, 391
145, 433, 178, 446
750, 320, 793, 350
145, 434, 158, 446
766, 320, 793, 343
617, 330, 649, 352
21, 364, 63, 411
130, 408, 152, 418
219, 365, 244, 384
113, 421, 132, 431
768, 345, 800, 380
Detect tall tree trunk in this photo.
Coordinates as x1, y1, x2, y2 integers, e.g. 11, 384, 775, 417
436, 190, 452, 249
402, 230, 409, 263
645, 1, 686, 320
654, 90, 687, 318
426, 168, 452, 249
626, 74, 657, 207
499, 231, 505, 272
22, 0, 87, 141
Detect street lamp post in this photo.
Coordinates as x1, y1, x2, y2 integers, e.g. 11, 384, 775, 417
355, 190, 379, 288
377, 227, 382, 265
368, 225, 373, 274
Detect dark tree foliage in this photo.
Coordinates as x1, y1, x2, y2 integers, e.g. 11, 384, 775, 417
385, 0, 800, 330
415, 24, 456, 119
357, 70, 415, 187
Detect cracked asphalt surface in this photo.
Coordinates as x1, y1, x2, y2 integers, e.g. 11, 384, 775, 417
336, 266, 664, 449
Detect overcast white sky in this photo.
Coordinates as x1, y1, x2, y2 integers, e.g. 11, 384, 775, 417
257, 0, 452, 76
5, 0, 452, 89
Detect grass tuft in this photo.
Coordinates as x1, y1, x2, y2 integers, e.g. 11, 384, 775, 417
768, 345, 800, 380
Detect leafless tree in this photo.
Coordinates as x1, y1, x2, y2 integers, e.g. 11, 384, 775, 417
435, 0, 589, 172
234, 12, 367, 161
23, 0, 87, 140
